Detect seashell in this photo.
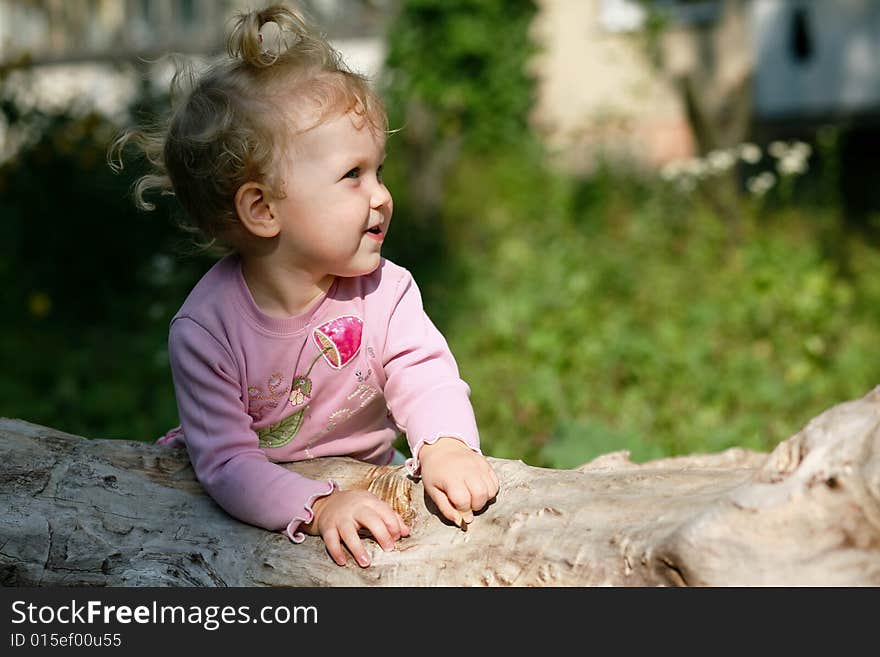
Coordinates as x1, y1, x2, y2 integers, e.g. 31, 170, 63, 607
365, 465, 416, 526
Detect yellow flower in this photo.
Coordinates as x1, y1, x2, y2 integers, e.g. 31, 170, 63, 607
28, 292, 51, 319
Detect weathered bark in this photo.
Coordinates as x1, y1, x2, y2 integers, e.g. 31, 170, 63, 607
2, 386, 879, 587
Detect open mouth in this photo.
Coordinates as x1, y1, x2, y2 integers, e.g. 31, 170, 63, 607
365, 225, 385, 242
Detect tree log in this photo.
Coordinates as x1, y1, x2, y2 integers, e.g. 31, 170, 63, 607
2, 387, 879, 587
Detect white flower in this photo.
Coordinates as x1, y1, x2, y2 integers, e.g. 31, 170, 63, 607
791, 141, 812, 157
737, 142, 762, 164
777, 152, 808, 176
747, 171, 776, 196
683, 157, 709, 179
660, 161, 684, 181
768, 141, 789, 159
707, 149, 736, 173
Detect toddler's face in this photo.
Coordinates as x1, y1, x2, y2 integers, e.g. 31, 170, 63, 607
272, 110, 392, 280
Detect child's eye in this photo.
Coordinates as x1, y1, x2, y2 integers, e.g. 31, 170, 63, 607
344, 167, 360, 179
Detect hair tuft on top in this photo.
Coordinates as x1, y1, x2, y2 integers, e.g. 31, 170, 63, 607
227, 4, 336, 69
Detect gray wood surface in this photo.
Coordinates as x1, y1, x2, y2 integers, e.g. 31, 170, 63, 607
2, 386, 878, 586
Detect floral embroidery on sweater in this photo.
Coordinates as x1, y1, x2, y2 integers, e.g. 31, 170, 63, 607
312, 315, 363, 369
256, 315, 366, 449
315, 383, 381, 439
247, 372, 285, 421
257, 407, 306, 449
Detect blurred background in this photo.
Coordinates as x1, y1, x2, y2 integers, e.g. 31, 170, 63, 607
1, 0, 879, 468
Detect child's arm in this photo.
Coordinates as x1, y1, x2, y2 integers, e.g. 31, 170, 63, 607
168, 318, 337, 538
380, 269, 500, 525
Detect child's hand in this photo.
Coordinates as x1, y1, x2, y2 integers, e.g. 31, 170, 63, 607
418, 438, 500, 527
302, 489, 410, 567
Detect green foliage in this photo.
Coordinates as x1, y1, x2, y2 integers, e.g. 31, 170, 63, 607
0, 100, 214, 441
382, 0, 538, 152
426, 153, 880, 467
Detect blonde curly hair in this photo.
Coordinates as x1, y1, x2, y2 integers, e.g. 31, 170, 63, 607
110, 3, 387, 249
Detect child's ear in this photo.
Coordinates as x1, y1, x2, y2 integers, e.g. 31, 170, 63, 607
235, 182, 280, 238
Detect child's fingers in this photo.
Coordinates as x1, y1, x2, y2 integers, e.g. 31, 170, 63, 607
446, 481, 477, 523
366, 499, 408, 542
486, 462, 500, 494
467, 466, 500, 511
363, 494, 410, 538
484, 470, 500, 500
356, 507, 397, 552
380, 505, 410, 538
469, 462, 499, 512
466, 479, 493, 515
429, 483, 474, 525
379, 508, 410, 542
426, 484, 462, 525
338, 524, 371, 567
322, 529, 348, 567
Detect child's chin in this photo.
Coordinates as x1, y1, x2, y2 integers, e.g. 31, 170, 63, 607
361, 257, 382, 275
342, 256, 382, 278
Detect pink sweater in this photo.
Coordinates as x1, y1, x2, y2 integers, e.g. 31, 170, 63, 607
164, 255, 480, 541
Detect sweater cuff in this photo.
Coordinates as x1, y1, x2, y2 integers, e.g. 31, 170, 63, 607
406, 435, 482, 477
285, 480, 338, 543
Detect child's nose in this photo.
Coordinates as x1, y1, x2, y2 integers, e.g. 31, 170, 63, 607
370, 180, 392, 208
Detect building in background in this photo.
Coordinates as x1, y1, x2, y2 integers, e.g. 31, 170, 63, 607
529, 0, 880, 171
2, 0, 879, 172
752, 0, 880, 126
0, 0, 389, 162
0, 0, 389, 69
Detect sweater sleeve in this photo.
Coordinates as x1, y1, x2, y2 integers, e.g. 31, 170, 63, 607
168, 318, 336, 542
380, 272, 481, 475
